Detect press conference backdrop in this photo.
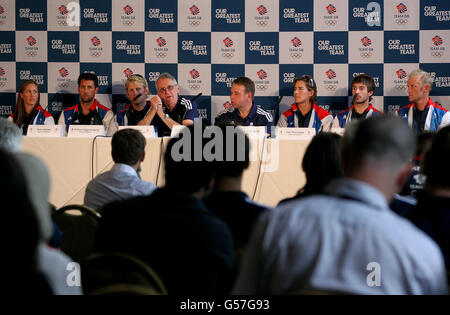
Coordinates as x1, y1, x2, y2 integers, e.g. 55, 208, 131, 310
0, 0, 449, 124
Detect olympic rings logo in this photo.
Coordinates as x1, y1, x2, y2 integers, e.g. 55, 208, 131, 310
59, 83, 70, 89
189, 84, 201, 90
325, 85, 337, 91
325, 20, 337, 26
155, 52, 167, 58
395, 19, 408, 25
256, 85, 268, 91
26, 51, 38, 57
90, 52, 102, 57
57, 20, 67, 26
395, 85, 407, 90
431, 51, 444, 57
290, 53, 302, 59
256, 21, 268, 27
360, 52, 372, 58
222, 53, 234, 59
0, 82, 6, 88
122, 20, 134, 26
189, 20, 201, 26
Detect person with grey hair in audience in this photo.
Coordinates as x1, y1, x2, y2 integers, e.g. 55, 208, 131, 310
0, 117, 22, 152
84, 128, 156, 210
234, 115, 448, 295
396, 68, 450, 133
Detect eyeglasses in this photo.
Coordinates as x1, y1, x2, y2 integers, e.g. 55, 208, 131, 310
158, 85, 176, 93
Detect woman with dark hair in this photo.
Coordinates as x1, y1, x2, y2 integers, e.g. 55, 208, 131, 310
278, 132, 343, 205
277, 75, 333, 132
0, 150, 53, 294
8, 80, 54, 135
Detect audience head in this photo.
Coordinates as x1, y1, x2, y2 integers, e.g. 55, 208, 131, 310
0, 117, 22, 152
342, 115, 416, 199
15, 152, 53, 242
293, 75, 317, 105
14, 80, 41, 125
416, 131, 435, 159
422, 125, 450, 190
111, 129, 146, 167
301, 132, 342, 195
408, 69, 433, 103
164, 124, 219, 195
0, 150, 51, 293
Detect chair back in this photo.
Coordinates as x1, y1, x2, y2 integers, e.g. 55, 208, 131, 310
52, 204, 101, 263
81, 252, 167, 295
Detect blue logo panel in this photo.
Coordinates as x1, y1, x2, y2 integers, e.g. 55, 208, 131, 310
48, 32, 79, 62
16, 0, 46, 31
187, 95, 211, 124
279, 0, 313, 31
0, 93, 16, 118
349, 0, 383, 31
211, 64, 244, 96
420, 0, 450, 30
348, 64, 383, 97
145, 0, 177, 31
384, 96, 411, 113
0, 32, 15, 61
112, 32, 145, 63
245, 32, 279, 64
145, 63, 178, 94
48, 93, 78, 120
279, 64, 314, 96
112, 94, 130, 115
80, 0, 112, 31
420, 63, 450, 96
16, 62, 48, 93
212, 0, 245, 32
316, 96, 349, 116
314, 32, 348, 64
80, 63, 112, 95
178, 32, 211, 64
384, 31, 419, 63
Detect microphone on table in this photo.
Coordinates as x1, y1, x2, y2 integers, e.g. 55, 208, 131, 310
133, 93, 142, 101
190, 93, 202, 103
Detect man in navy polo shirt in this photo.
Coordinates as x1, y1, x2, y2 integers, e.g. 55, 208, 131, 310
134, 72, 199, 137
214, 77, 273, 130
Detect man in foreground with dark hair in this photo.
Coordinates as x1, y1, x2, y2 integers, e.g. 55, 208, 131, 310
407, 125, 450, 271
58, 72, 114, 135
84, 128, 156, 210
234, 115, 448, 294
95, 124, 233, 295
333, 73, 382, 128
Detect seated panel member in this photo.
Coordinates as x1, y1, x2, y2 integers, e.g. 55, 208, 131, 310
9, 80, 54, 135
277, 75, 332, 133
396, 69, 450, 133
333, 74, 382, 128
214, 77, 273, 129
58, 73, 114, 135
111, 74, 152, 134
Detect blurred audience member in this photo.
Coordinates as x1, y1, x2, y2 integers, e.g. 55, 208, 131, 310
0, 117, 22, 152
84, 129, 156, 210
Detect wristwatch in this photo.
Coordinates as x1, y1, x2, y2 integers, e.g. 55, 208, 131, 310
162, 113, 169, 121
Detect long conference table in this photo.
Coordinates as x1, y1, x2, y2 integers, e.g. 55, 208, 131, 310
21, 137, 310, 208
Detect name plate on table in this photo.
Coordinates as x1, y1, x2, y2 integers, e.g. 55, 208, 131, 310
275, 127, 316, 140
67, 125, 105, 138
330, 127, 345, 136
118, 125, 157, 138
27, 125, 64, 137
170, 125, 187, 138
238, 126, 266, 139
